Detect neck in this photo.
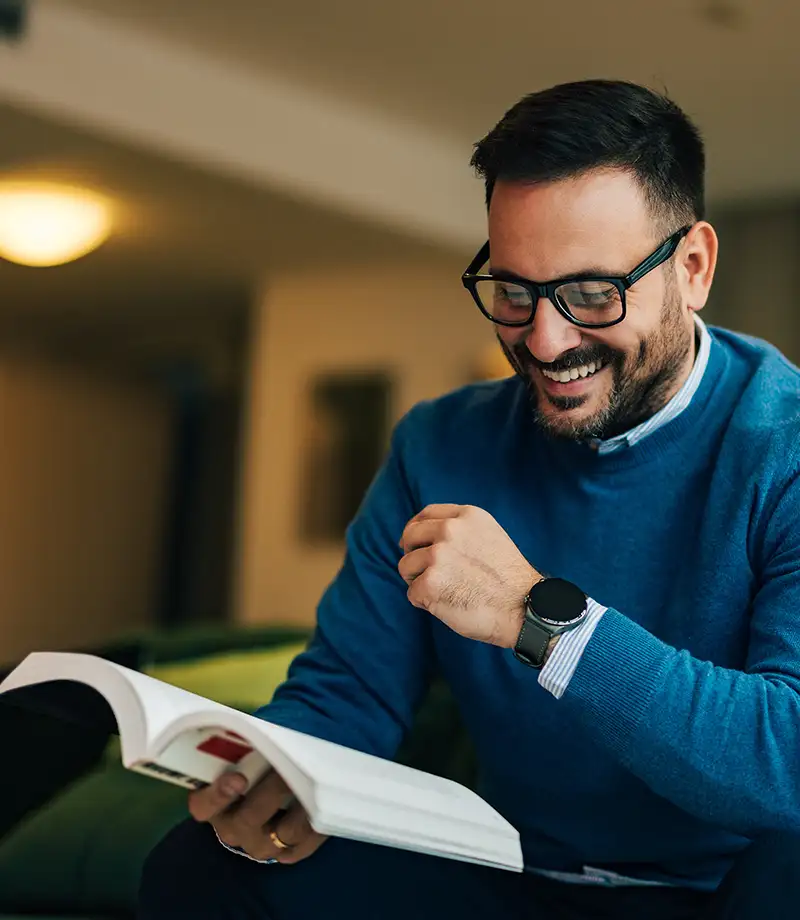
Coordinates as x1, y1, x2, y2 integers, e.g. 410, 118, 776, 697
661, 315, 700, 408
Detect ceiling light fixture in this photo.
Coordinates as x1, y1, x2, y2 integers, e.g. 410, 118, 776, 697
0, 181, 113, 267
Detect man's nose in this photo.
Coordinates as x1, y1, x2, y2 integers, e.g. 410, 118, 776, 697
524, 297, 583, 365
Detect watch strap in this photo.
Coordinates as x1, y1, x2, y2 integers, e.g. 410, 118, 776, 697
514, 617, 551, 668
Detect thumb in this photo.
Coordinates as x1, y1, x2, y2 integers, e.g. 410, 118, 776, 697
188, 771, 248, 822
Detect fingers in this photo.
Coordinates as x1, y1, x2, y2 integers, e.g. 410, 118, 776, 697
271, 804, 329, 865
188, 769, 326, 865
191, 769, 287, 848
215, 769, 291, 845
400, 505, 479, 551
398, 517, 452, 587
398, 545, 435, 585
188, 771, 248, 823
225, 798, 325, 864
408, 504, 464, 525
399, 519, 440, 554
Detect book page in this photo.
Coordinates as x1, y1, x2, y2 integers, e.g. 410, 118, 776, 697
0, 652, 242, 763
248, 719, 514, 831
113, 665, 239, 753
311, 788, 523, 870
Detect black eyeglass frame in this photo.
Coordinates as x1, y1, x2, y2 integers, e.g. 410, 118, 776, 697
461, 225, 692, 329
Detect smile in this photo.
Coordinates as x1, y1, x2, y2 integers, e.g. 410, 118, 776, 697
541, 360, 605, 383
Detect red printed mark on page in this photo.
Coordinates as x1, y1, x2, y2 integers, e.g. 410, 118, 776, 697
196, 731, 254, 764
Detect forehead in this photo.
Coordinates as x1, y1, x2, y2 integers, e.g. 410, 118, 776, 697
487, 169, 656, 279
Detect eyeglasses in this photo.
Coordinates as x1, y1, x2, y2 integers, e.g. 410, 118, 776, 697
461, 226, 691, 329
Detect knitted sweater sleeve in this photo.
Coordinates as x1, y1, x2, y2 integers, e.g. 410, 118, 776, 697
556, 466, 800, 837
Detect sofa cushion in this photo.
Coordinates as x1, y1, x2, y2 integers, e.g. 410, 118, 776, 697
144, 641, 307, 710
0, 763, 187, 915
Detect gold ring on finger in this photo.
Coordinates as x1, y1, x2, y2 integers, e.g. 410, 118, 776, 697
269, 828, 293, 850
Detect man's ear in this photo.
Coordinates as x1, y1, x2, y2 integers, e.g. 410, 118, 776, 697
678, 222, 718, 312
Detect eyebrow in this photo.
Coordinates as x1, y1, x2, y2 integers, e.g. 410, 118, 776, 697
489, 263, 621, 284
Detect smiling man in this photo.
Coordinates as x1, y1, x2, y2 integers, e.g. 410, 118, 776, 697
140, 81, 800, 920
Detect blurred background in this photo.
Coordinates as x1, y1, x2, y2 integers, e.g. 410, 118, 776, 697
0, 0, 797, 664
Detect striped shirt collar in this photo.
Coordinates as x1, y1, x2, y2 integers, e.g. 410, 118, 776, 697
591, 314, 711, 456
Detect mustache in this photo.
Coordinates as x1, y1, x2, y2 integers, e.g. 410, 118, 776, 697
510, 342, 622, 374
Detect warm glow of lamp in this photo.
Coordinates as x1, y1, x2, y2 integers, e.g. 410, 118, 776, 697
0, 182, 112, 267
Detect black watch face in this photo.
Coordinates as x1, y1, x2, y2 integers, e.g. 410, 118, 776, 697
527, 578, 586, 625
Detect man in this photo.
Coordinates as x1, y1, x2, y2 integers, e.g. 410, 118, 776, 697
139, 80, 800, 919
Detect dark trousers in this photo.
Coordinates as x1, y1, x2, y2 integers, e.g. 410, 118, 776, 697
137, 819, 800, 919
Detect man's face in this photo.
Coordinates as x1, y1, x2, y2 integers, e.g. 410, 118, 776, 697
489, 169, 698, 441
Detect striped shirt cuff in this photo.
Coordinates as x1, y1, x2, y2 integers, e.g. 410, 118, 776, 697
538, 599, 607, 699
214, 826, 279, 864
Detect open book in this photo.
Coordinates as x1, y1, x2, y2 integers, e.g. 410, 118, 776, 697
0, 652, 522, 872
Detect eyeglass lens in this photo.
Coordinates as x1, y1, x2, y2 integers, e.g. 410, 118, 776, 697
474, 279, 622, 326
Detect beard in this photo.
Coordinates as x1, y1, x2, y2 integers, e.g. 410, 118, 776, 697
499, 281, 695, 442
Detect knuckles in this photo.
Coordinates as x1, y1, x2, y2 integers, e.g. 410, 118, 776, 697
439, 518, 459, 541
232, 805, 269, 833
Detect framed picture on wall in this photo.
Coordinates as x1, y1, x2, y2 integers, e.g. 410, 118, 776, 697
298, 370, 394, 543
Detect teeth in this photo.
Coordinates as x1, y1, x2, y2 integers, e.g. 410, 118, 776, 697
542, 360, 604, 383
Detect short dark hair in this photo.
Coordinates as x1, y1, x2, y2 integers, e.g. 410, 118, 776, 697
471, 79, 705, 232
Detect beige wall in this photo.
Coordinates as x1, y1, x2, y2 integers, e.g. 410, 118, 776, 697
0, 355, 171, 663
234, 256, 497, 626
708, 205, 800, 362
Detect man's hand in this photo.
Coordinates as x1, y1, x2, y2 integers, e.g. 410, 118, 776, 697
398, 504, 540, 648
188, 770, 328, 865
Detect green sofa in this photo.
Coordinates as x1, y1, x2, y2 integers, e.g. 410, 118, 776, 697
0, 625, 474, 919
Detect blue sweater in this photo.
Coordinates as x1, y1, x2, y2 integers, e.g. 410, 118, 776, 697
259, 325, 800, 890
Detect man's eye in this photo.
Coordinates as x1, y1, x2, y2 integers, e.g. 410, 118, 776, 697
559, 281, 619, 308
580, 291, 613, 305
498, 285, 530, 306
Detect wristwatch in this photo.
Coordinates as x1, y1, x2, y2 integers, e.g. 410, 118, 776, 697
513, 577, 588, 669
